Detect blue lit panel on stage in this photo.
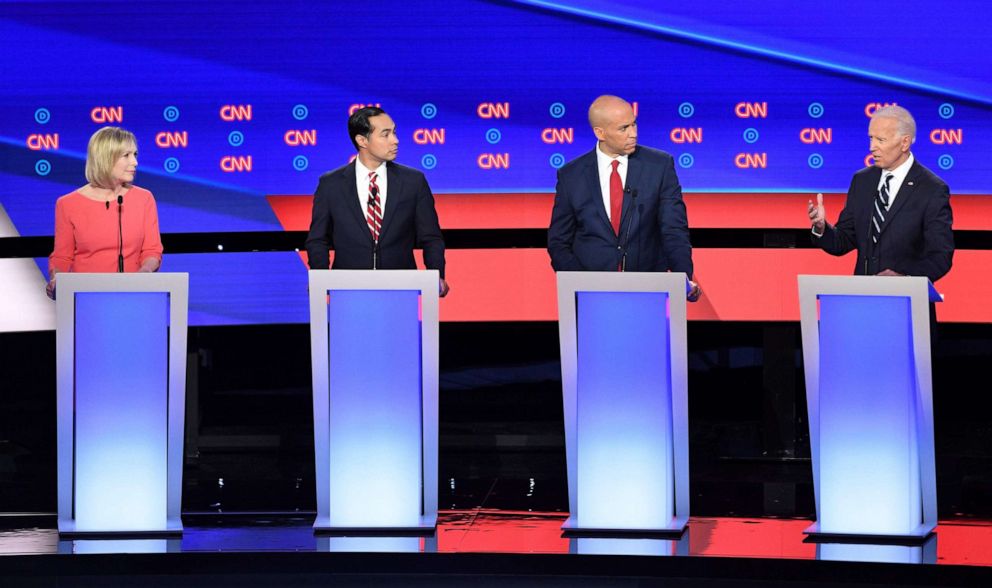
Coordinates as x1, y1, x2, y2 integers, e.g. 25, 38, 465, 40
817, 295, 921, 535
319, 536, 423, 553
325, 289, 423, 527
574, 291, 673, 529
73, 292, 169, 532
817, 539, 936, 564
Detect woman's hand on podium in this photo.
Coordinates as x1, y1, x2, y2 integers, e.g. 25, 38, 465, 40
46, 272, 58, 300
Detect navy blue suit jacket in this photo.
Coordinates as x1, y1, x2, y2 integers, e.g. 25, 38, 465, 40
815, 160, 953, 282
305, 160, 445, 277
548, 146, 693, 276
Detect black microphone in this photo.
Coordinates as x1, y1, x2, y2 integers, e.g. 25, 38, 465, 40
117, 194, 124, 273
620, 188, 638, 271
105, 200, 109, 210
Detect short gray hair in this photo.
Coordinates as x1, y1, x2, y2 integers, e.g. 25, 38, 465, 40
871, 105, 916, 143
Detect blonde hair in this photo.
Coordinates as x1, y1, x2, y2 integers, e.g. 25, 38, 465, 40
85, 126, 137, 188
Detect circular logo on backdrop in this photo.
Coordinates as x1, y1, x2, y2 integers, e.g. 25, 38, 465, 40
35, 159, 52, 176
163, 157, 181, 173
678, 102, 695, 118
163, 106, 180, 122
549, 102, 566, 119
228, 131, 245, 147
937, 154, 954, 170
34, 108, 52, 124
292, 104, 309, 121
807, 102, 824, 118
808, 153, 824, 169
421, 154, 438, 170
938, 103, 955, 120
549, 153, 566, 169
743, 128, 760, 144
292, 155, 309, 172
678, 153, 694, 168
485, 128, 502, 144
420, 103, 438, 119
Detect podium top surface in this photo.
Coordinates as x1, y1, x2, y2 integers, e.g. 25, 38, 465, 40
797, 275, 941, 303
557, 271, 690, 295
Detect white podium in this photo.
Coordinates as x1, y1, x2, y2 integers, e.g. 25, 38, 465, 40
556, 271, 690, 534
799, 275, 940, 540
308, 270, 439, 532
56, 272, 188, 536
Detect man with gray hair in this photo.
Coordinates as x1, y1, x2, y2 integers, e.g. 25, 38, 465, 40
807, 105, 953, 282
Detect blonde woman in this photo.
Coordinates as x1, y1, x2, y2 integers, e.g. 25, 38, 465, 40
47, 127, 163, 299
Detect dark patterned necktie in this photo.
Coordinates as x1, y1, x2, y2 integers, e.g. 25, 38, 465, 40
871, 173, 894, 244
367, 172, 382, 242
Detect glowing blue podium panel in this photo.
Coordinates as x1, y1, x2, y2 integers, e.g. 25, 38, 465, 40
798, 275, 940, 541
556, 272, 690, 534
56, 273, 189, 536
308, 270, 439, 532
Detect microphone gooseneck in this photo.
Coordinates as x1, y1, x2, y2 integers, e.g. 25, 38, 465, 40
620, 188, 638, 271
117, 194, 124, 273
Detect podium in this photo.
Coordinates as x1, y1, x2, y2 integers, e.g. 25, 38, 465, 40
798, 275, 940, 540
556, 271, 690, 534
308, 270, 439, 532
56, 272, 188, 536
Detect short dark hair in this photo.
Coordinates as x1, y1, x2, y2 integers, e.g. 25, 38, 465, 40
348, 106, 387, 150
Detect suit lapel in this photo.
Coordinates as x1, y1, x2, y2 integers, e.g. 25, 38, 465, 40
379, 162, 402, 240
345, 162, 374, 245
880, 161, 920, 237
583, 152, 612, 233
621, 149, 643, 229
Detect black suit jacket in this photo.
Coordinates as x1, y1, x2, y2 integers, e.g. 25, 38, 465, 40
305, 160, 445, 278
547, 145, 693, 276
815, 160, 953, 282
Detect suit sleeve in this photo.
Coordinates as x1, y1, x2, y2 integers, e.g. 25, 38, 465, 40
814, 175, 859, 256
892, 182, 954, 282
305, 178, 333, 270
656, 157, 694, 278
547, 169, 584, 271
414, 174, 446, 279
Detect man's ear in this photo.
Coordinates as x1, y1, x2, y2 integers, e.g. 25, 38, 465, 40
592, 126, 605, 141
355, 135, 368, 150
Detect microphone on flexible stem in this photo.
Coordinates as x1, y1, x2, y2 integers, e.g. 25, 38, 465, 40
117, 194, 124, 273
620, 188, 638, 271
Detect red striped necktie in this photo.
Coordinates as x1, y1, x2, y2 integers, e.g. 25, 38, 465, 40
367, 171, 382, 242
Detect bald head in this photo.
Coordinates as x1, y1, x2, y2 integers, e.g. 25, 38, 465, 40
588, 95, 631, 127
588, 95, 638, 156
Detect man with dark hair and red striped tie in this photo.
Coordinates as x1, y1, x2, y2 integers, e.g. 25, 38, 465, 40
306, 106, 449, 296
808, 105, 953, 282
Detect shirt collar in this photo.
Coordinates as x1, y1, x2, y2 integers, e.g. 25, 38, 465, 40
595, 143, 628, 169
356, 157, 386, 179
883, 152, 914, 183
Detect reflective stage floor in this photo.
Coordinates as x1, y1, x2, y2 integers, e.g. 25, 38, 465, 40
2, 511, 991, 587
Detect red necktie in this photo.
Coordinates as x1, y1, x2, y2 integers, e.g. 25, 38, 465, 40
366, 172, 382, 242
609, 159, 622, 236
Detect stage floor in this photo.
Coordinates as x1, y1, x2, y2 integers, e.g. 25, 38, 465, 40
2, 511, 991, 587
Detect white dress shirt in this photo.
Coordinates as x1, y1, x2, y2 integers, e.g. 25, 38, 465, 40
595, 143, 628, 223
878, 153, 914, 209
355, 158, 388, 216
